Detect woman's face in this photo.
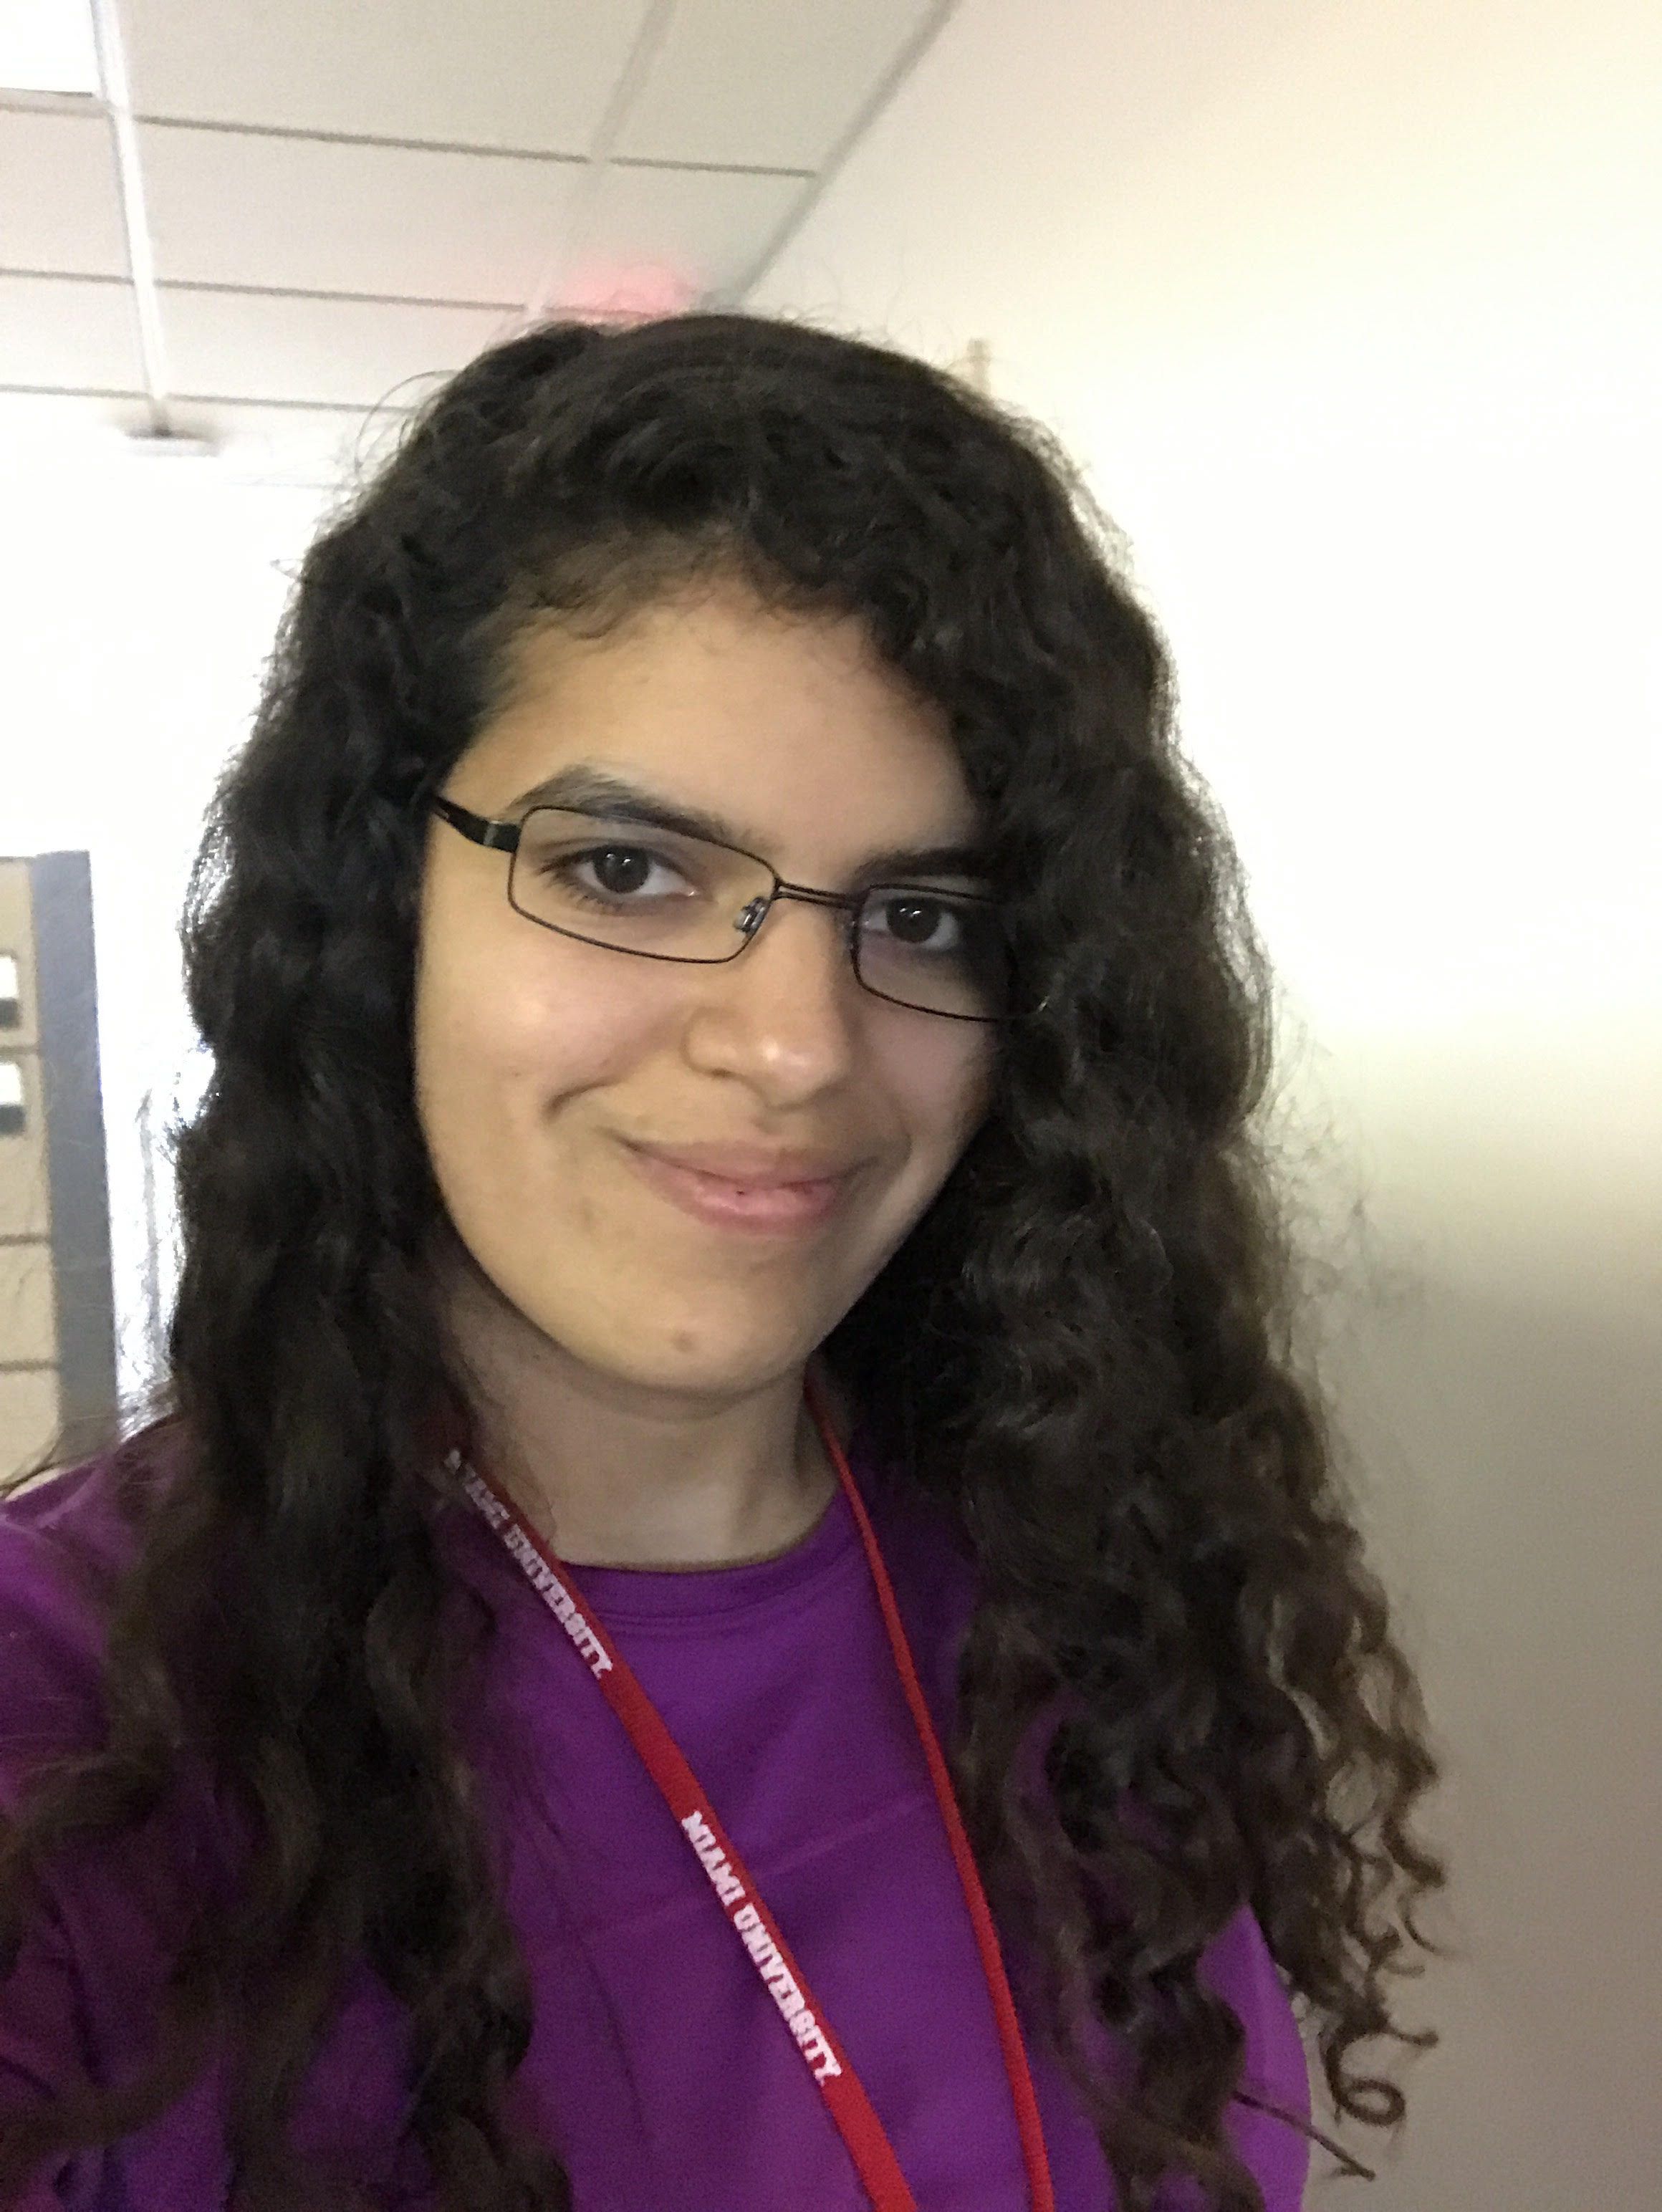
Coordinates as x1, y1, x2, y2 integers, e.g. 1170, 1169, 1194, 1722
413, 580, 997, 1402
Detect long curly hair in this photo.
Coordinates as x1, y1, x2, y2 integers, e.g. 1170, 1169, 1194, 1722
0, 312, 1447, 2211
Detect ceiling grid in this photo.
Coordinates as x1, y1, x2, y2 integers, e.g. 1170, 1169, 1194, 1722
0, 0, 961, 477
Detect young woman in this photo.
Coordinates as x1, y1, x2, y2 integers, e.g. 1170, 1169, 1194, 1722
0, 314, 1446, 2212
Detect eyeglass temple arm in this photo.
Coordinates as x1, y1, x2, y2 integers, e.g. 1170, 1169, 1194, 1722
429, 796, 520, 852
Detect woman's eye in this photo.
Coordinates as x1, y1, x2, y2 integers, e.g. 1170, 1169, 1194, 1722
565, 845, 691, 900
863, 894, 966, 951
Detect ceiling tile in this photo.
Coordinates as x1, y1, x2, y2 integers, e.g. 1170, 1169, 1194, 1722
0, 274, 143, 390
0, 108, 128, 277
614, 0, 939, 170
560, 165, 805, 308
122, 0, 651, 155
160, 286, 509, 408
139, 123, 585, 304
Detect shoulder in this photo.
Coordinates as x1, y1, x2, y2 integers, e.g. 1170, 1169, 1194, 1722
0, 1462, 236, 2206
0, 1446, 246, 1965
0, 1448, 147, 1560
0, 1449, 149, 1621
0, 1451, 152, 1805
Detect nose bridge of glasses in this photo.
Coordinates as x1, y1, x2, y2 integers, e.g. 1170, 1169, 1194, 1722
736, 878, 860, 958
767, 879, 860, 918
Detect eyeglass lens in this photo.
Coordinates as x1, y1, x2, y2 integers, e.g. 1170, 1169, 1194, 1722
507, 807, 1007, 1020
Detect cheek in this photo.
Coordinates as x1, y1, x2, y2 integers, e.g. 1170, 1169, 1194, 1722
881, 1024, 996, 1160
414, 933, 659, 1186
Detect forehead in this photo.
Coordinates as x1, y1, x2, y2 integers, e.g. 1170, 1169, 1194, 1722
464, 585, 980, 862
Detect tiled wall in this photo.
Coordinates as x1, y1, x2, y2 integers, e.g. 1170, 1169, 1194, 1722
0, 858, 59, 1478
0, 854, 115, 1482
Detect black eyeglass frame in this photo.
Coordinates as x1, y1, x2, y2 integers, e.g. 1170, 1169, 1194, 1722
429, 795, 1028, 1025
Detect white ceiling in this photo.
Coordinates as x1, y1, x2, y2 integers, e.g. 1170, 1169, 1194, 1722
0, 0, 956, 477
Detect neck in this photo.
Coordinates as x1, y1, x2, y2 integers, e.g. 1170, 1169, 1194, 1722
443, 1268, 850, 1570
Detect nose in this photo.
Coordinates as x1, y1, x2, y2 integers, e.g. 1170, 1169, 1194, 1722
680, 892, 862, 1105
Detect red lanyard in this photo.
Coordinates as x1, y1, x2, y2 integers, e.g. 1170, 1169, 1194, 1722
455, 1368, 1055, 2212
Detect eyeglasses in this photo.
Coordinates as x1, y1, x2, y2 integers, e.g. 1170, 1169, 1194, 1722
430, 797, 1014, 1023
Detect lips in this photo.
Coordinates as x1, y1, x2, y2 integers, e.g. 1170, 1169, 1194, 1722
622, 1140, 863, 1234
627, 1140, 865, 1187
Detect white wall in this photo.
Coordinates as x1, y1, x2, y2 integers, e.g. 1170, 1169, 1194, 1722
0, 432, 325, 1404
751, 0, 1660, 2203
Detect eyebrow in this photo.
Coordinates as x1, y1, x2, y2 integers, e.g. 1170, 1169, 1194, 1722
504, 764, 992, 884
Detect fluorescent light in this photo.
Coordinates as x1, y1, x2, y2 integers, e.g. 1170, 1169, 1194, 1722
0, 0, 100, 95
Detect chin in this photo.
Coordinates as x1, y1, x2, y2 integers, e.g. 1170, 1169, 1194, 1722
482, 1246, 842, 1398
613, 1331, 810, 1398
582, 1295, 830, 1394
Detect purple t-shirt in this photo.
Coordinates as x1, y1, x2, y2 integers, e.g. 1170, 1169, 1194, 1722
0, 1442, 1312, 2209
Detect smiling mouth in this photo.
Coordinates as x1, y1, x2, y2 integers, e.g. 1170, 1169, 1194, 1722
623, 1145, 857, 1235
